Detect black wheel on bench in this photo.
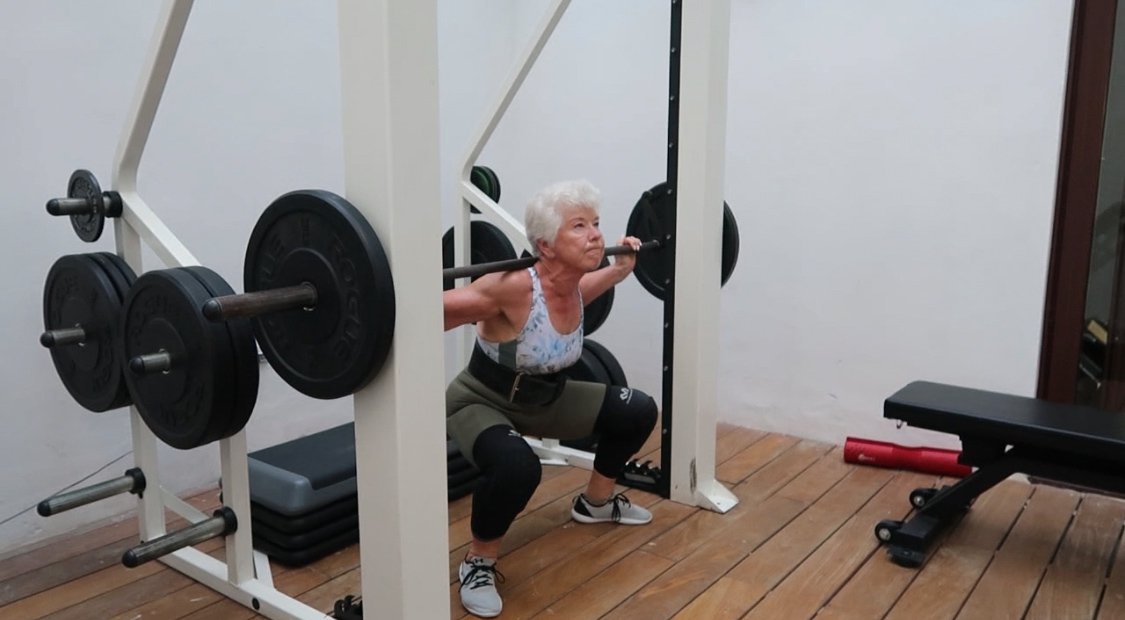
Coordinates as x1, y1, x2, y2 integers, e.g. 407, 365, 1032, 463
909, 488, 938, 509
874, 519, 901, 543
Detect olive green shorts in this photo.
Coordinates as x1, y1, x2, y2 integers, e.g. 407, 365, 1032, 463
446, 369, 606, 467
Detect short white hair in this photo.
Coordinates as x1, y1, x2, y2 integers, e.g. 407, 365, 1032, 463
525, 180, 601, 253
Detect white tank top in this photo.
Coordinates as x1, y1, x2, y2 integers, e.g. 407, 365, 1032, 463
477, 267, 583, 374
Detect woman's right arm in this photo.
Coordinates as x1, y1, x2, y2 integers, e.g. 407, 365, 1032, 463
442, 274, 504, 331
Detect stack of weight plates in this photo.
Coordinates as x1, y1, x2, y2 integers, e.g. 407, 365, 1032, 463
41, 252, 137, 413
248, 423, 360, 566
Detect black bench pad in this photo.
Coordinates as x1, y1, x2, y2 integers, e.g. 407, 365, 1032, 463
885, 381, 1125, 463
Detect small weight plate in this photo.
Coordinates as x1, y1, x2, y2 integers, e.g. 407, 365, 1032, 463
182, 266, 260, 443
244, 190, 396, 400
120, 269, 238, 449
442, 221, 517, 291
626, 181, 740, 300
42, 254, 131, 412
583, 257, 615, 336
67, 169, 106, 243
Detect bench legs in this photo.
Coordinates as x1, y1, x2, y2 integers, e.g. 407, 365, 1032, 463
875, 446, 1125, 567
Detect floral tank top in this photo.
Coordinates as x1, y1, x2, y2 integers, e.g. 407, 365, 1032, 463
477, 267, 583, 374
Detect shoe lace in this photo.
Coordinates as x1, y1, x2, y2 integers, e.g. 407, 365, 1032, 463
608, 493, 633, 522
463, 561, 505, 591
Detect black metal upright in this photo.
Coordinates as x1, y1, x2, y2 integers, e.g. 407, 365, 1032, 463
656, 0, 683, 498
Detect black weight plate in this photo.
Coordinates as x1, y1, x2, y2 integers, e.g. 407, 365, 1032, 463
120, 269, 237, 449
476, 165, 501, 202
583, 339, 628, 388
93, 252, 138, 299
182, 266, 260, 442
721, 206, 740, 287
245, 190, 396, 400
626, 182, 740, 300
442, 220, 517, 291
88, 253, 129, 304
67, 169, 106, 243
85, 253, 135, 410
42, 254, 130, 412
583, 257, 614, 336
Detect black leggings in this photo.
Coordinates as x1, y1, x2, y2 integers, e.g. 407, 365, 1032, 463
469, 386, 657, 541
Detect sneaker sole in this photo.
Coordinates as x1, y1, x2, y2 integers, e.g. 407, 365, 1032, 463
570, 510, 652, 526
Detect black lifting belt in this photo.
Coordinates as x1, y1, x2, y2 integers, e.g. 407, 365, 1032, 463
467, 344, 566, 406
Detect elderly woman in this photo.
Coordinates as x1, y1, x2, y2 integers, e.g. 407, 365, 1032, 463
443, 179, 658, 618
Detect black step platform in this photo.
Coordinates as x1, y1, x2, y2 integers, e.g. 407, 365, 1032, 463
874, 380, 1125, 567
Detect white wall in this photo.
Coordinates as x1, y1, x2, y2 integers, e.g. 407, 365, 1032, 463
0, 0, 1073, 555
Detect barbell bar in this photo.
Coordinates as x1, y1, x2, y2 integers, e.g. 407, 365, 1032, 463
442, 239, 661, 283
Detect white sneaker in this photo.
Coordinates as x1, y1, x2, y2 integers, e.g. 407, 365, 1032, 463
458, 556, 504, 618
571, 493, 653, 525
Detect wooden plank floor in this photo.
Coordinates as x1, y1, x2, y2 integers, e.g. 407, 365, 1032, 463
3, 423, 1125, 619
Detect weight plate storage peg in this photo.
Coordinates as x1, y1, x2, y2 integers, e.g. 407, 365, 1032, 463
120, 268, 256, 450
626, 181, 740, 300
41, 254, 134, 412
243, 190, 396, 400
45, 170, 123, 243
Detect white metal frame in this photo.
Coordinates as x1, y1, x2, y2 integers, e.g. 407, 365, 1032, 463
452, 0, 737, 513
99, 0, 732, 616
108, 0, 448, 617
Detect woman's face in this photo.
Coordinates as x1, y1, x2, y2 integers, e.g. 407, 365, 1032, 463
546, 205, 604, 271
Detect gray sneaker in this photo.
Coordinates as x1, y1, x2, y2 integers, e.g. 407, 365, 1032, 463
571, 493, 652, 525
459, 556, 504, 618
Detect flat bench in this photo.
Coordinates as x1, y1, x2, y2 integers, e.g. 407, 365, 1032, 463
874, 380, 1125, 567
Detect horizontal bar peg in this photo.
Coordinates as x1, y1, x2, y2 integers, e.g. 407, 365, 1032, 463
38, 468, 145, 517
202, 283, 318, 322
40, 326, 87, 348
122, 507, 237, 568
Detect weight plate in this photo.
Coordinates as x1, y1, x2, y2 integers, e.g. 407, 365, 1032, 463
583, 339, 628, 388
442, 221, 517, 291
583, 257, 614, 336
88, 253, 130, 303
42, 254, 131, 412
67, 169, 106, 243
120, 269, 238, 449
245, 190, 396, 400
626, 182, 740, 300
182, 266, 260, 442
477, 165, 501, 202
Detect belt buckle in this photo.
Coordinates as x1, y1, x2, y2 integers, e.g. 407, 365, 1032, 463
508, 371, 525, 402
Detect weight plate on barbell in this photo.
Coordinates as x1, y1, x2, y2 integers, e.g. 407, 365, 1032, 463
67, 169, 107, 243
42, 254, 132, 412
443, 221, 517, 291
245, 190, 396, 400
120, 269, 239, 449
626, 182, 740, 300
583, 338, 628, 388
182, 266, 260, 443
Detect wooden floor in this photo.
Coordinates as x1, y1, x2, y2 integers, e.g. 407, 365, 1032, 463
4, 424, 1125, 619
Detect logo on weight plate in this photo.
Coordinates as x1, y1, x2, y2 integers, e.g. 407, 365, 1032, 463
619, 388, 632, 403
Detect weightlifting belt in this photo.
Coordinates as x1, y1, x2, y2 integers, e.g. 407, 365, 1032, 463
467, 344, 566, 406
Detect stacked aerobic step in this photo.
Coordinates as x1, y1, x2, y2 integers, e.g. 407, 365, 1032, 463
248, 423, 481, 566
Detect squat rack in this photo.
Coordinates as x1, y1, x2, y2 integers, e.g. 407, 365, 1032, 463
453, 0, 737, 513
101, 0, 731, 618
